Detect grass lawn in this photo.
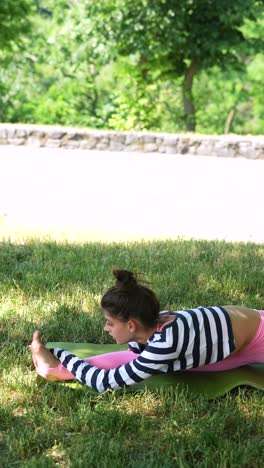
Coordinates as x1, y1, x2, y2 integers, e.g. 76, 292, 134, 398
0, 237, 264, 467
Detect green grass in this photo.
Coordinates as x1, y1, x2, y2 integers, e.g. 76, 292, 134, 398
0, 238, 264, 467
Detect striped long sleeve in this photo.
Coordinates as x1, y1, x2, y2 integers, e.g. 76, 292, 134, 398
50, 347, 172, 393
50, 306, 235, 393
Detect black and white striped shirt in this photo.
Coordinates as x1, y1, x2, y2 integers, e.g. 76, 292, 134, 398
50, 306, 235, 393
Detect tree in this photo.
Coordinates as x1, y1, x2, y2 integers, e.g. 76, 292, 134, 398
2, 1, 263, 133
85, 0, 263, 131
0, 0, 34, 51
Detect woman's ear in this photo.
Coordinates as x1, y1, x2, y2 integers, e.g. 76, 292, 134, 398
128, 320, 137, 333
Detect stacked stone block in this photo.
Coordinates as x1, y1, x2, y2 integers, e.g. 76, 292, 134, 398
0, 124, 263, 159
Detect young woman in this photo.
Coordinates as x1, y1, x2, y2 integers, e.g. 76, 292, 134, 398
30, 270, 264, 393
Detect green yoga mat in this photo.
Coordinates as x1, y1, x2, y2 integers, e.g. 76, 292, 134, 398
47, 342, 264, 399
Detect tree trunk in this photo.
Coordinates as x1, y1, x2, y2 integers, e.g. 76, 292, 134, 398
182, 60, 198, 132
224, 108, 236, 134
223, 82, 249, 134
139, 54, 148, 81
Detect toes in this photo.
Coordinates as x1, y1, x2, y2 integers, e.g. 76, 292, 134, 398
33, 330, 40, 341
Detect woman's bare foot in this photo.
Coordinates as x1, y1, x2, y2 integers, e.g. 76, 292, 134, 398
30, 331, 76, 382
30, 331, 60, 369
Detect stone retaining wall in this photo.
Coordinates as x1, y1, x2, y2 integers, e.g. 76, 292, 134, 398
0, 123, 263, 159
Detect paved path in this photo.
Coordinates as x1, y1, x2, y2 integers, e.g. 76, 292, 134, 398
0, 145, 263, 243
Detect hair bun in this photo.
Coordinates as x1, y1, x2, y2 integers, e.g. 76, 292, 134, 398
113, 269, 137, 289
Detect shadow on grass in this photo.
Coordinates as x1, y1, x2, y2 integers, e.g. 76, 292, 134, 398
1, 240, 263, 466
0, 238, 263, 350
0, 238, 263, 291
0, 302, 115, 381
1, 384, 263, 467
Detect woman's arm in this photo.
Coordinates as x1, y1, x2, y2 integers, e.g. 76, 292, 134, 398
50, 346, 171, 393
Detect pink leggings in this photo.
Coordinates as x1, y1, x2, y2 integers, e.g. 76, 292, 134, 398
48, 350, 139, 380
84, 350, 139, 369
42, 311, 264, 380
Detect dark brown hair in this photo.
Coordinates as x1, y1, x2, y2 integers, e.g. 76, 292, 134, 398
101, 270, 160, 328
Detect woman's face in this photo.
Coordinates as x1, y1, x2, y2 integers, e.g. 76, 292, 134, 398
103, 309, 134, 345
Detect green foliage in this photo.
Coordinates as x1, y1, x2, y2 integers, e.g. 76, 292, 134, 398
105, 57, 162, 131
83, 0, 264, 130
0, 0, 34, 50
0, 0, 263, 133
